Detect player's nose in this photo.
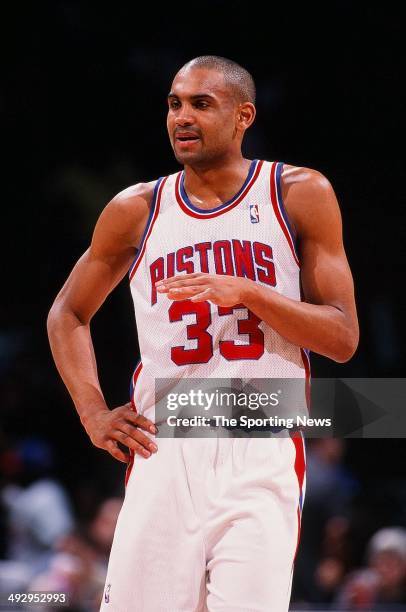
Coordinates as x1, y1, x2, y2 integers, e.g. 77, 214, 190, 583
174, 106, 195, 126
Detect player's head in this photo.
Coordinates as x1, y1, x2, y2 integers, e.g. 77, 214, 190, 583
167, 56, 256, 167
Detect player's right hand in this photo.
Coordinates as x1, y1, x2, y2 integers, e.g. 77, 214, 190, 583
83, 403, 158, 463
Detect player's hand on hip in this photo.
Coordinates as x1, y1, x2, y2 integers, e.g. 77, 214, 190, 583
155, 273, 251, 307
83, 403, 158, 463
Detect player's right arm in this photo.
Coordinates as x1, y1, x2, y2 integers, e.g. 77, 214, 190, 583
47, 182, 158, 463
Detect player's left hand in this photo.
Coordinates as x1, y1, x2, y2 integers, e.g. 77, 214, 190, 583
155, 273, 253, 307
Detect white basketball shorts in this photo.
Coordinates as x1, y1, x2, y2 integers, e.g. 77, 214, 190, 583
100, 435, 305, 611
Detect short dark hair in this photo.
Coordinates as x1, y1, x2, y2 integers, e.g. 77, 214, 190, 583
181, 55, 256, 104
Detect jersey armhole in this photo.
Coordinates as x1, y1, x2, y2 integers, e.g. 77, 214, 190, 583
276, 163, 298, 243
128, 176, 166, 280
270, 161, 300, 267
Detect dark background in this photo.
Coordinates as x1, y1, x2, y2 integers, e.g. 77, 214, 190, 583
1, 1, 405, 607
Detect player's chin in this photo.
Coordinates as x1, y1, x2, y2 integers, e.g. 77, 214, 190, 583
173, 148, 205, 165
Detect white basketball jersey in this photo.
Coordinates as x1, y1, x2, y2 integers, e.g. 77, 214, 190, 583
128, 160, 310, 417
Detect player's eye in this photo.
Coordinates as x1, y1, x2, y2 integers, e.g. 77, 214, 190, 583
169, 100, 180, 109
195, 101, 209, 109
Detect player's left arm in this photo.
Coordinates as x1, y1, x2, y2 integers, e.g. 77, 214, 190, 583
156, 167, 359, 363
248, 164, 359, 363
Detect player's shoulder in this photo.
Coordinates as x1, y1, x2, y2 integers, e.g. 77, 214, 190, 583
102, 179, 159, 225
94, 179, 160, 247
112, 179, 158, 211
280, 163, 332, 194
279, 163, 337, 211
277, 163, 340, 237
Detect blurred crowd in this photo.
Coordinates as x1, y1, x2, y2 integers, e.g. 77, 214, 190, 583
0, 437, 405, 611
0, 438, 122, 611
293, 440, 406, 610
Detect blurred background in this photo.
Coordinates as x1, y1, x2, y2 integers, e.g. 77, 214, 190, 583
1, 2, 405, 610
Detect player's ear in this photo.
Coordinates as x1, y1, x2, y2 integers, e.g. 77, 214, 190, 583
238, 102, 256, 130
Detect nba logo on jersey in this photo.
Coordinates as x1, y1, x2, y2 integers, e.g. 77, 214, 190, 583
105, 584, 111, 603
250, 203, 259, 223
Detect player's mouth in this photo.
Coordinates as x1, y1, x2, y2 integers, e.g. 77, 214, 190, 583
175, 131, 201, 148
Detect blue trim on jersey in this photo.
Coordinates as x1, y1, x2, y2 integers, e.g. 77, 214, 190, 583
129, 360, 141, 400
275, 162, 299, 252
128, 177, 164, 278
299, 489, 304, 512
180, 159, 258, 213
129, 371, 134, 399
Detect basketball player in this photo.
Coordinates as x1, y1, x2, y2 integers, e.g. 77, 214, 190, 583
47, 56, 359, 611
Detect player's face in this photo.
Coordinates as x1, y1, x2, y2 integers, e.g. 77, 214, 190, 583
167, 68, 241, 166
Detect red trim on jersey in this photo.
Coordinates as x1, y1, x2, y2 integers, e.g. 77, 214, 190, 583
300, 348, 311, 411
291, 350, 311, 560
124, 362, 143, 487
295, 506, 302, 559
129, 177, 168, 282
269, 162, 300, 267
291, 431, 306, 561
175, 160, 264, 219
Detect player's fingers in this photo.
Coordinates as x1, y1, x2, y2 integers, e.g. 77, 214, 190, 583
125, 412, 157, 434
157, 278, 207, 292
156, 282, 188, 293
178, 285, 202, 292
178, 277, 207, 287
112, 430, 156, 458
190, 288, 212, 302
106, 440, 129, 463
156, 273, 203, 286
167, 286, 202, 298
117, 423, 158, 454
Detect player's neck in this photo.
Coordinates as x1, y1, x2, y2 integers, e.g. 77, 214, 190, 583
183, 155, 252, 209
